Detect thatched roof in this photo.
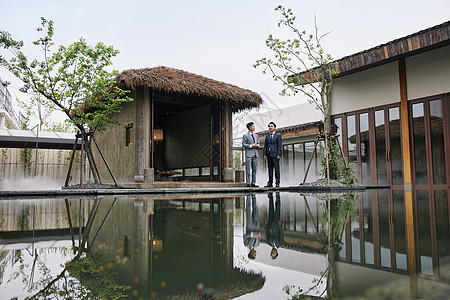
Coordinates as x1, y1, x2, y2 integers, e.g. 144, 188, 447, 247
116, 66, 262, 111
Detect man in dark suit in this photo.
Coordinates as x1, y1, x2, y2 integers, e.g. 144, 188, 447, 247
263, 121, 282, 187
264, 192, 283, 259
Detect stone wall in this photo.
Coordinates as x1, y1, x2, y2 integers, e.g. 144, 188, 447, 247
0, 147, 84, 189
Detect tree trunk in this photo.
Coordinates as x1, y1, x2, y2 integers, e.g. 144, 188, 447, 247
322, 91, 331, 183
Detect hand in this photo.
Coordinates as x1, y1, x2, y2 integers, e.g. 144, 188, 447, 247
277, 156, 280, 160
252, 143, 258, 148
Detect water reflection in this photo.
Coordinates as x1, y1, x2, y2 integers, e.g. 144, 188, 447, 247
0, 189, 448, 299
244, 194, 261, 260
336, 189, 450, 299
265, 192, 283, 260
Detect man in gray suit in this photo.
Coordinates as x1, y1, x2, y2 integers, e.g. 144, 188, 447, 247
242, 122, 259, 187
244, 194, 260, 259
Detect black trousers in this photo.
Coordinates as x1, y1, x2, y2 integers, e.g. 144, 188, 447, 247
267, 156, 280, 185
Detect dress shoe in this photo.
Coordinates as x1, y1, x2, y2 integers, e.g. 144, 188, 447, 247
264, 184, 273, 188
247, 184, 252, 187
251, 184, 259, 187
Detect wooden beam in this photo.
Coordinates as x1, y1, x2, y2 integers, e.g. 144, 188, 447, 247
154, 93, 205, 106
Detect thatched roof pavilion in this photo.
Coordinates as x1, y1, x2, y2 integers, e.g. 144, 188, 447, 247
93, 66, 261, 186
116, 66, 262, 112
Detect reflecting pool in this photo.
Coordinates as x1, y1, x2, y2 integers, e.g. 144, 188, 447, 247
0, 189, 449, 299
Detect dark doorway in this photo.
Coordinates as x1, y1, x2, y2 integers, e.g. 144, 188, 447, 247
150, 92, 224, 181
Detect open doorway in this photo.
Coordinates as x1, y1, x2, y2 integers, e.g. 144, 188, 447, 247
151, 94, 222, 181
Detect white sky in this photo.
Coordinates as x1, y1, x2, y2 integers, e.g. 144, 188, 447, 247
1, 0, 449, 124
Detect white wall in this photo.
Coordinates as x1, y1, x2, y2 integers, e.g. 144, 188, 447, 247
330, 62, 400, 115
406, 45, 450, 100
330, 46, 450, 115
246, 102, 322, 131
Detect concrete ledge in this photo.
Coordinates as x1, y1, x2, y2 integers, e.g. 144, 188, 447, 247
0, 185, 376, 199
289, 185, 367, 192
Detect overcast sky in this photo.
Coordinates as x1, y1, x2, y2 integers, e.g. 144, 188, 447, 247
1, 0, 449, 120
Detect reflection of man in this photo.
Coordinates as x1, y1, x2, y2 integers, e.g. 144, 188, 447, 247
242, 122, 259, 187
263, 121, 282, 187
244, 194, 260, 259
264, 192, 283, 259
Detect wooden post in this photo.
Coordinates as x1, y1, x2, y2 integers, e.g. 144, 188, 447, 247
64, 135, 79, 187
399, 59, 413, 189
90, 197, 118, 245
83, 134, 100, 184
80, 198, 100, 250
78, 198, 82, 251
92, 135, 120, 188
80, 132, 84, 188
23, 146, 27, 178
150, 90, 155, 169
302, 140, 318, 184
135, 87, 145, 182
64, 198, 75, 248
303, 195, 318, 231
399, 58, 417, 298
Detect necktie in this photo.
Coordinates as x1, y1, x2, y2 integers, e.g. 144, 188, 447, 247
251, 134, 255, 143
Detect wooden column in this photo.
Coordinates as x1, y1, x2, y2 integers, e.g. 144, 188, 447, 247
150, 89, 154, 169
144, 87, 151, 170
225, 102, 233, 168
133, 199, 150, 296
399, 59, 413, 189
135, 87, 145, 182
399, 58, 417, 298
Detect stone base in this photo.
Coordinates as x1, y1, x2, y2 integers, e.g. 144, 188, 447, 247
235, 170, 245, 183
134, 175, 144, 183
223, 167, 234, 182
144, 168, 154, 183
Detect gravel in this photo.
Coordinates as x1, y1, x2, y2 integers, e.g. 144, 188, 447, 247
62, 178, 348, 190
299, 178, 346, 187
62, 183, 118, 189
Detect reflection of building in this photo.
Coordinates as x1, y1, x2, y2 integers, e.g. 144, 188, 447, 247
236, 193, 327, 254
337, 189, 450, 297
0, 197, 89, 233
234, 192, 328, 297
93, 67, 262, 186
0, 197, 88, 296
88, 195, 264, 299
300, 22, 449, 187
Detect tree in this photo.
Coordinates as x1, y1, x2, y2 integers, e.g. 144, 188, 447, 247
17, 94, 57, 130
0, 17, 131, 185
254, 6, 340, 183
